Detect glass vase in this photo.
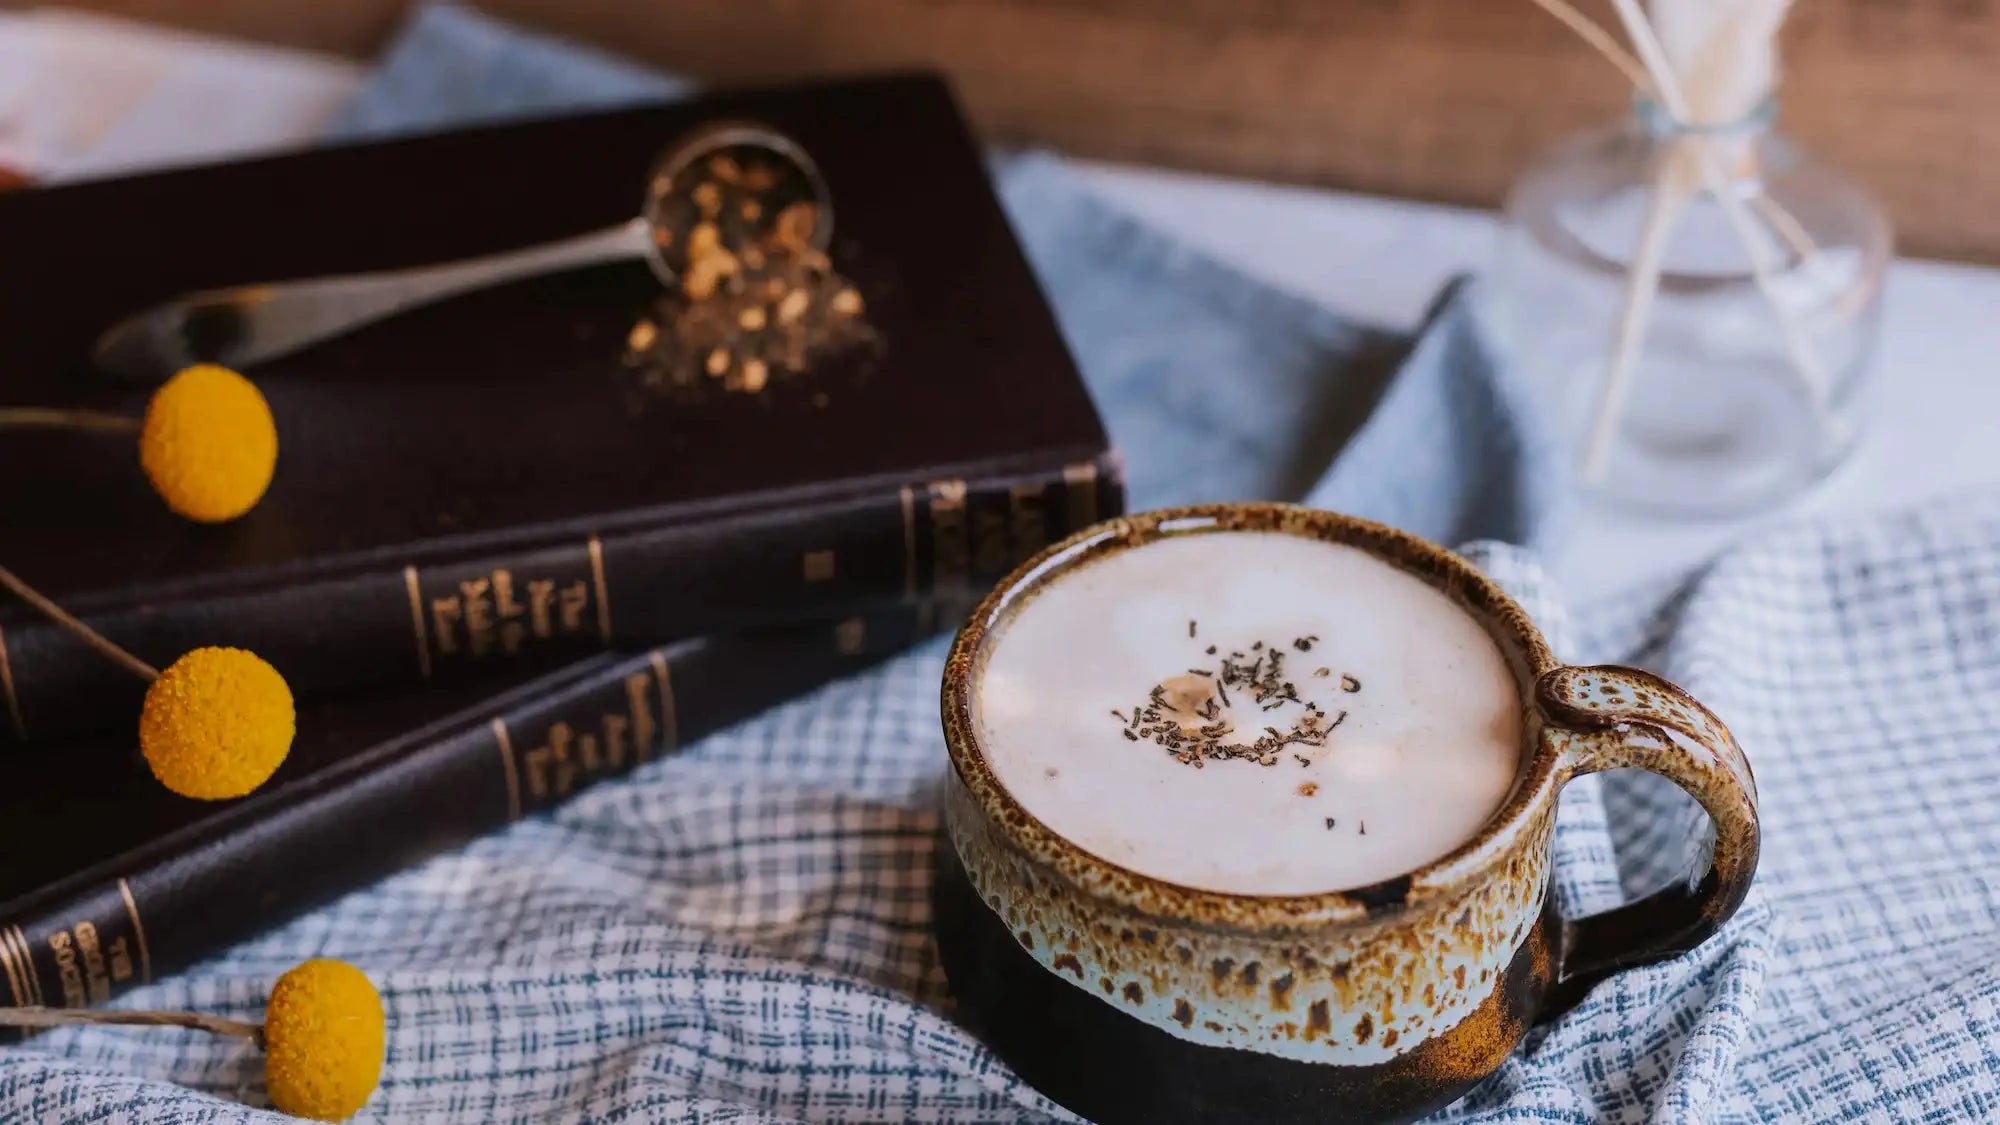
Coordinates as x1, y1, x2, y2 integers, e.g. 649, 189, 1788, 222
1487, 98, 1891, 517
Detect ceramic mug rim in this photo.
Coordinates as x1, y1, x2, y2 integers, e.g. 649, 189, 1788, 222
939, 501, 1565, 930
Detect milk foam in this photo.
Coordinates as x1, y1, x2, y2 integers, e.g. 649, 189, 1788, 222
974, 531, 1519, 895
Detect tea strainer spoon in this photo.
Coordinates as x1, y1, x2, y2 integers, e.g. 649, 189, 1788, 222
92, 120, 831, 382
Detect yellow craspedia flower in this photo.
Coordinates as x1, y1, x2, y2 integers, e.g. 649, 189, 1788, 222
139, 364, 278, 523
264, 959, 386, 1121
139, 647, 294, 800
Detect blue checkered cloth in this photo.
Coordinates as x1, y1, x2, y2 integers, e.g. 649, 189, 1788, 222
5, 6, 1997, 1122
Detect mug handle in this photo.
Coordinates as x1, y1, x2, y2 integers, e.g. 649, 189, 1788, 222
1533, 664, 1761, 1019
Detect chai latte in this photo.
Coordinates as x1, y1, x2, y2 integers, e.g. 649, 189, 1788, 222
973, 530, 1520, 895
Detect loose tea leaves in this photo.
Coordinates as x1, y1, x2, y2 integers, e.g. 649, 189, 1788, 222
625, 152, 875, 396
1114, 633, 1355, 768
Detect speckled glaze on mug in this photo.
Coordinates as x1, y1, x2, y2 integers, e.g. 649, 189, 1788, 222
934, 504, 1759, 1125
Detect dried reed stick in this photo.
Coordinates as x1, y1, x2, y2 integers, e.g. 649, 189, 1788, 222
1582, 175, 1686, 477
1526, 0, 1656, 94
1561, 0, 1830, 481
1531, 0, 1818, 270
1614, 0, 1829, 400
1752, 193, 1819, 263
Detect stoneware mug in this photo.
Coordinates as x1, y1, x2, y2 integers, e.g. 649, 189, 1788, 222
933, 503, 1759, 1124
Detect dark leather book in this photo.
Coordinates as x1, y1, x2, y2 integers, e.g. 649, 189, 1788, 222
0, 608, 935, 1016
0, 72, 1118, 744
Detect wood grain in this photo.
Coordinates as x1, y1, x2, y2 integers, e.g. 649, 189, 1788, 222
24, 0, 2000, 263
19, 0, 407, 55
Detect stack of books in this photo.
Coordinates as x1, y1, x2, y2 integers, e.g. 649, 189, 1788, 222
0, 74, 1118, 1011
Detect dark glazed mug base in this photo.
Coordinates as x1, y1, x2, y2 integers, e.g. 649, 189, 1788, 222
932, 841, 1556, 1125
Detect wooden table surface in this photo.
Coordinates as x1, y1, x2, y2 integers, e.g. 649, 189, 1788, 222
21, 0, 2000, 266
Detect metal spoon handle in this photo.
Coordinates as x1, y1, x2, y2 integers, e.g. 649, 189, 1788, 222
93, 217, 656, 382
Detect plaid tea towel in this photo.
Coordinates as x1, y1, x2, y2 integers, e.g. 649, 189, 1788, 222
6, 7, 1998, 1123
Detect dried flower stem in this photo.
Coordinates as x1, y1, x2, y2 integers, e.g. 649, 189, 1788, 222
0, 408, 140, 435
0, 1006, 262, 1043
0, 564, 159, 681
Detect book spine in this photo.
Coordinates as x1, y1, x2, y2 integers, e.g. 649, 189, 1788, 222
0, 609, 933, 1016
0, 453, 1122, 744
